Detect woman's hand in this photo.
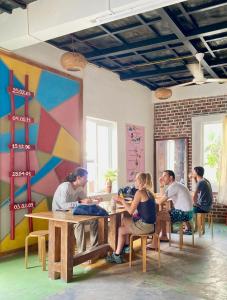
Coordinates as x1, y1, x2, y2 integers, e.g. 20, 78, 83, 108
93, 196, 103, 204
80, 198, 93, 204
112, 196, 124, 204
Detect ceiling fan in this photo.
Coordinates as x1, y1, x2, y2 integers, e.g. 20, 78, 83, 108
176, 53, 227, 87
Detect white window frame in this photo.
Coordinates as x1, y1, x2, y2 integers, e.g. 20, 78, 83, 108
192, 113, 225, 191
86, 116, 117, 194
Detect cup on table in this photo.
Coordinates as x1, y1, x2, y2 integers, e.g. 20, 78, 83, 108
110, 197, 116, 211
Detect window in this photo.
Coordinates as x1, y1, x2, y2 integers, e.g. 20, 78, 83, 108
192, 114, 224, 192
86, 117, 117, 194
203, 122, 222, 190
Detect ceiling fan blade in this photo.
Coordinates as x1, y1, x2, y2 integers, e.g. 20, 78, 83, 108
187, 63, 204, 80
171, 81, 194, 87
187, 64, 200, 77
206, 78, 227, 83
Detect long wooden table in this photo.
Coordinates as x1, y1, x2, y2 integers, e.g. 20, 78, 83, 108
25, 208, 125, 282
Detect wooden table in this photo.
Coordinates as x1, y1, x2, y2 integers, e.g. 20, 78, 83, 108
25, 208, 125, 282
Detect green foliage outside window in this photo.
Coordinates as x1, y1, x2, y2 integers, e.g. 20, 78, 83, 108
204, 131, 221, 182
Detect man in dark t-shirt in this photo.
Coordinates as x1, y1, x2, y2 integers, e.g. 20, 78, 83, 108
192, 166, 213, 213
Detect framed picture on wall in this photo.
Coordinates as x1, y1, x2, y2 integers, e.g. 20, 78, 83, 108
154, 137, 188, 192
126, 124, 145, 182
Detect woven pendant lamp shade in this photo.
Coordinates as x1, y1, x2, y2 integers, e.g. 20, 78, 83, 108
155, 88, 172, 100
60, 52, 87, 71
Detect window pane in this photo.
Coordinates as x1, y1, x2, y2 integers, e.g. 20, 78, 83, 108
203, 122, 222, 191
97, 125, 109, 192
86, 117, 117, 194
87, 162, 96, 194
167, 140, 175, 170
86, 120, 96, 161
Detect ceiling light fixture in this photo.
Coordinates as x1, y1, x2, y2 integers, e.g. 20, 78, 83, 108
60, 36, 87, 71
155, 87, 172, 100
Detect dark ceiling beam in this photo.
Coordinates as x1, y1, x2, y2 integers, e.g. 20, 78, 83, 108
205, 33, 227, 42
84, 17, 227, 62
8, 0, 27, 9
135, 14, 159, 36
177, 3, 197, 27
85, 34, 177, 60
186, 0, 227, 15
77, 17, 162, 43
138, 44, 185, 55
134, 14, 173, 79
209, 58, 227, 68
99, 24, 124, 45
135, 79, 154, 90
199, 37, 227, 77
203, 45, 227, 54
143, 79, 158, 89
78, 32, 109, 42
111, 54, 184, 71
0, 4, 12, 14
134, 14, 182, 82
187, 21, 227, 39
157, 7, 218, 78
120, 65, 186, 80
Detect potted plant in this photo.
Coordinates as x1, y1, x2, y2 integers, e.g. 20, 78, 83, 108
104, 169, 117, 193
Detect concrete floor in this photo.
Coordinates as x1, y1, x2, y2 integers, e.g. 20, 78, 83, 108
46, 224, 227, 300
1, 224, 227, 300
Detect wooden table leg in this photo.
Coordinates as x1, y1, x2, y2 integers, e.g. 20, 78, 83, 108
48, 220, 60, 280
109, 213, 121, 251
48, 220, 74, 282
60, 222, 74, 282
98, 217, 108, 245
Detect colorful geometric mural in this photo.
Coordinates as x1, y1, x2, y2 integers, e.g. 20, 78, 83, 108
0, 52, 82, 253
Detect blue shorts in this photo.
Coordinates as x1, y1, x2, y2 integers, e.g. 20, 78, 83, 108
193, 206, 210, 213
170, 208, 193, 223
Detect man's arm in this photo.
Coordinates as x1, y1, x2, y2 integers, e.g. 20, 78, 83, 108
54, 187, 78, 210
156, 195, 168, 205
77, 190, 103, 205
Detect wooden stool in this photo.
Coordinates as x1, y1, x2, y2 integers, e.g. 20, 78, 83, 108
196, 212, 213, 238
25, 230, 49, 271
129, 233, 160, 272
168, 220, 194, 250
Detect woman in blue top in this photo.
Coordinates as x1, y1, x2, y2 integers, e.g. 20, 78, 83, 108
106, 172, 156, 264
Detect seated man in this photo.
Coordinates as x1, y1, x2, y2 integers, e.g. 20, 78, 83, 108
152, 170, 193, 247
192, 166, 213, 213
52, 167, 99, 253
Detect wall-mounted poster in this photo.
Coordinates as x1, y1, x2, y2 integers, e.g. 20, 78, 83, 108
126, 124, 145, 182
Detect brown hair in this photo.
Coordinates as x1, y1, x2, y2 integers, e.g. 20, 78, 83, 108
65, 167, 88, 182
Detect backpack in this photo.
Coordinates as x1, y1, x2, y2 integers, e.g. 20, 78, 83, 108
73, 204, 109, 216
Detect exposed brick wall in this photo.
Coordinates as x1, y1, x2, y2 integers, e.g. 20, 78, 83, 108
154, 95, 227, 223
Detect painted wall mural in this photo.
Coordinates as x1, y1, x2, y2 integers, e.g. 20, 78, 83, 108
126, 124, 145, 182
0, 52, 82, 253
